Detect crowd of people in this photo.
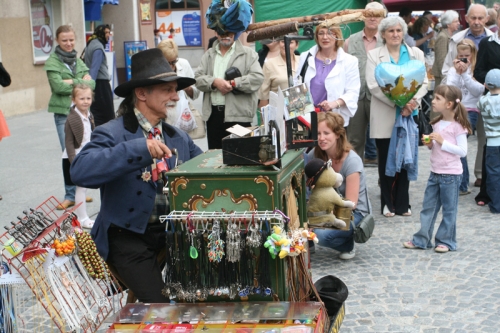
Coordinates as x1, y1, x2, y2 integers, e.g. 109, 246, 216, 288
35, 1, 500, 303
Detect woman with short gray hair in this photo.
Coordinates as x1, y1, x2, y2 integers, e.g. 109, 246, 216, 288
378, 16, 408, 38
366, 16, 428, 217
432, 10, 460, 87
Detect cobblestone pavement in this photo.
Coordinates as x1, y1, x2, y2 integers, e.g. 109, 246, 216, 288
1, 105, 499, 332
311, 135, 500, 332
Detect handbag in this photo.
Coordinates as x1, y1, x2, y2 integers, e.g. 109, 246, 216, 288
417, 107, 432, 146
299, 52, 311, 83
353, 188, 375, 243
353, 213, 375, 243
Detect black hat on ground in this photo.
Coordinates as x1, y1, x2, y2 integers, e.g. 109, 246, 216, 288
114, 48, 196, 98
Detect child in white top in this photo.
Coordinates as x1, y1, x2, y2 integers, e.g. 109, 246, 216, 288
63, 84, 94, 228
444, 39, 484, 194
403, 85, 471, 253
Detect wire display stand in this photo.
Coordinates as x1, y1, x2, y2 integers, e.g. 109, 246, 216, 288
160, 210, 289, 228
0, 196, 125, 333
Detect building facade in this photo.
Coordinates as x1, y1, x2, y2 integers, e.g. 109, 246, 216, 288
0, 0, 254, 116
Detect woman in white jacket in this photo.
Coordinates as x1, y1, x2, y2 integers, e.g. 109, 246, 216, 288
443, 39, 484, 195
296, 24, 360, 127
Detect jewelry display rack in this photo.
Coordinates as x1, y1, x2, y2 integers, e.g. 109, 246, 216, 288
0, 196, 125, 332
159, 210, 292, 302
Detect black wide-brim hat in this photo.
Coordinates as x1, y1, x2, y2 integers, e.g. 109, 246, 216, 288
114, 48, 196, 98
305, 158, 330, 187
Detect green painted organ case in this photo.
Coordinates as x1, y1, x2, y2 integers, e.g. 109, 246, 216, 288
167, 149, 307, 300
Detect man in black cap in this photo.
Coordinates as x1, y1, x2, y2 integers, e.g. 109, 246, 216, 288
71, 48, 203, 302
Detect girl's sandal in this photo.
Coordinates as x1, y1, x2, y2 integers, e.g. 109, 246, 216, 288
383, 205, 395, 217
402, 208, 412, 216
435, 245, 449, 253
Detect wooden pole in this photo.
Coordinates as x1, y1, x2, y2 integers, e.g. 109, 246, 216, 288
246, 10, 378, 43
246, 22, 298, 43
246, 8, 385, 31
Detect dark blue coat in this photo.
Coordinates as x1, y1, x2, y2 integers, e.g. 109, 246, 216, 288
71, 109, 203, 259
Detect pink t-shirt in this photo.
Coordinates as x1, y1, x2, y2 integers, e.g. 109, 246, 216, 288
430, 121, 468, 175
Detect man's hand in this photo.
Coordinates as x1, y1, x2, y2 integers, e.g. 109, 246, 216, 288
212, 78, 233, 95
147, 139, 172, 159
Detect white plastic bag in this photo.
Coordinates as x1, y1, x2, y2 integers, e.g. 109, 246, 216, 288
174, 93, 197, 132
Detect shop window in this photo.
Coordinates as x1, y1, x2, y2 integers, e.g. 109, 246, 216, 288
155, 0, 202, 47
170, 0, 184, 9
155, 0, 169, 9
155, 0, 199, 10
186, 0, 199, 8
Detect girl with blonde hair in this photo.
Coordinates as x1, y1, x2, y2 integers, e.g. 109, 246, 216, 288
443, 39, 484, 195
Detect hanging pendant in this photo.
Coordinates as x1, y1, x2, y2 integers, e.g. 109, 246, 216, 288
189, 245, 198, 259
189, 232, 198, 259
141, 169, 152, 182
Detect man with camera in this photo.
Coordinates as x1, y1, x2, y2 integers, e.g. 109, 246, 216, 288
441, 4, 493, 79
195, 1, 263, 149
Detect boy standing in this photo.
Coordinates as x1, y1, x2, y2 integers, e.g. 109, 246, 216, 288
478, 69, 500, 213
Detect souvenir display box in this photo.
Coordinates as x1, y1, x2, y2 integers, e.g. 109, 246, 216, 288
167, 149, 307, 301
105, 301, 330, 333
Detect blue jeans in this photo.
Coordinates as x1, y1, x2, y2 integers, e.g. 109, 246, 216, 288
460, 156, 469, 192
468, 111, 478, 134
485, 146, 500, 213
54, 113, 76, 201
412, 172, 461, 251
364, 124, 377, 160
54, 113, 67, 151
314, 210, 363, 253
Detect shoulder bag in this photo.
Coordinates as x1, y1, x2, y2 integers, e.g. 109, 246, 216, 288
353, 189, 375, 243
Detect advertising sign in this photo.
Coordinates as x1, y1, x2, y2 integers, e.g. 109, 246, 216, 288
124, 41, 148, 81
156, 10, 202, 47
29, 0, 55, 64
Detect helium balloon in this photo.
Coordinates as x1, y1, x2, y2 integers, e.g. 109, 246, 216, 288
374, 60, 426, 107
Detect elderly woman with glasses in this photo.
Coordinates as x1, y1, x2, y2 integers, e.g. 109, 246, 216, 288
366, 16, 428, 217
296, 24, 360, 127
157, 39, 200, 126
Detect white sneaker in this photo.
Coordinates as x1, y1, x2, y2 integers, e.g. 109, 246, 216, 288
339, 250, 355, 260
80, 218, 95, 229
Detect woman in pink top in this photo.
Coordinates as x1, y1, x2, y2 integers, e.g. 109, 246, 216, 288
403, 85, 471, 253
